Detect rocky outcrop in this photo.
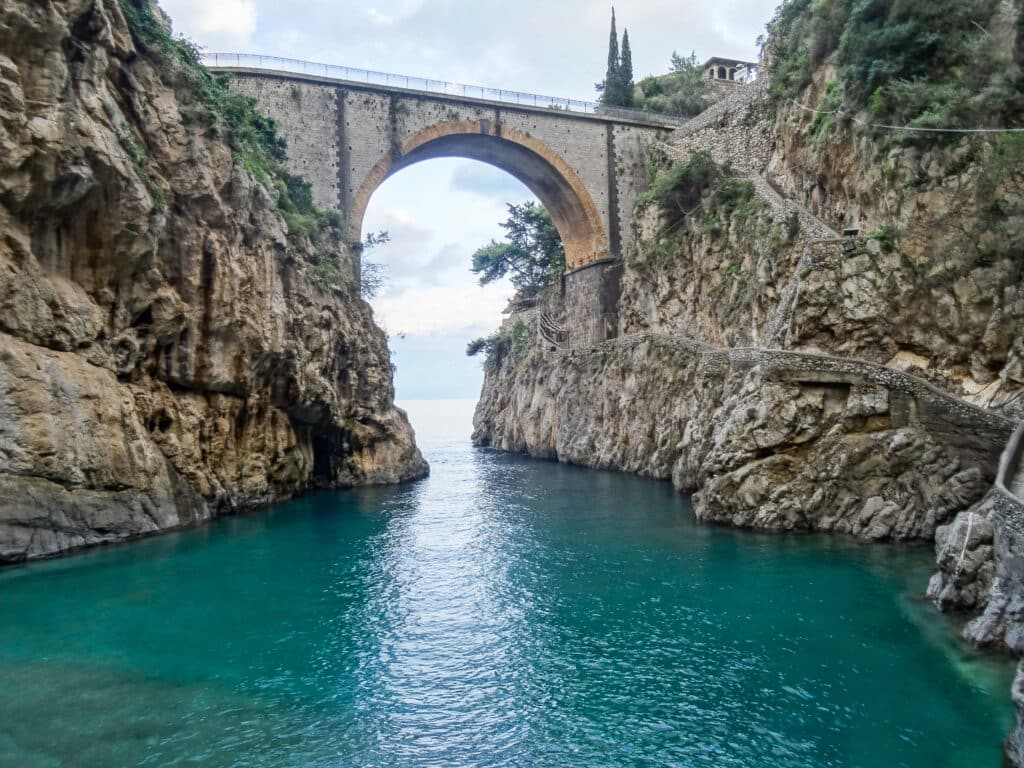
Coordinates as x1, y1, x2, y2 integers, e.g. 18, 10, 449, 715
927, 420, 1024, 762
0, 0, 426, 562
625, 50, 1024, 416
474, 329, 1013, 541
765, 79, 1024, 416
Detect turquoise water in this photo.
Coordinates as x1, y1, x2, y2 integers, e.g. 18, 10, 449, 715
0, 399, 1013, 767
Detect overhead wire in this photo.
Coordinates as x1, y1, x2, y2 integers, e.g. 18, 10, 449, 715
790, 100, 1024, 134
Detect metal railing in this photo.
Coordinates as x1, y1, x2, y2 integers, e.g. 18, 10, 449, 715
200, 53, 689, 126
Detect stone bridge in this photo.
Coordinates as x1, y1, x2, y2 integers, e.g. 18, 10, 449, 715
207, 55, 675, 345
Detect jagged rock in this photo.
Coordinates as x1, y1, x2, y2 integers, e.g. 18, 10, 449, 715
0, 0, 426, 562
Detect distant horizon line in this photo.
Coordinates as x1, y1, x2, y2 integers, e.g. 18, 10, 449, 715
398, 396, 480, 402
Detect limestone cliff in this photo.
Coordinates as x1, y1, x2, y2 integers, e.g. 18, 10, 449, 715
0, 0, 427, 563
475, 0, 1023, 543
474, 330, 1012, 540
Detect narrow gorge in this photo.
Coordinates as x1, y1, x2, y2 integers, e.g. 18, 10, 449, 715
1, 0, 1022, 764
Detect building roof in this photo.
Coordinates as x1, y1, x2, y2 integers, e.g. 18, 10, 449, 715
702, 57, 758, 69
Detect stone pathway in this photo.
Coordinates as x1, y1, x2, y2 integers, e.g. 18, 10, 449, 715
747, 174, 841, 240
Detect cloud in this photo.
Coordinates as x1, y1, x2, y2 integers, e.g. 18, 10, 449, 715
450, 163, 532, 202
372, 281, 513, 337
160, 0, 257, 49
163, 0, 776, 99
423, 242, 468, 278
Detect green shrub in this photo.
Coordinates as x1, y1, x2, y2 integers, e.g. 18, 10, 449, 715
634, 52, 708, 117
766, 0, 1022, 142
868, 223, 897, 250
639, 150, 721, 220
467, 321, 532, 367
639, 151, 759, 239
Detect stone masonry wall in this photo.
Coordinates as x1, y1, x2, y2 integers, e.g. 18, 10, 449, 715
229, 76, 341, 210
669, 79, 773, 173
225, 70, 666, 265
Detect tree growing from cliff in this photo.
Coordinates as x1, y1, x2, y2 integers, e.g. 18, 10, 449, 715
596, 9, 635, 108
470, 202, 565, 301
360, 230, 390, 300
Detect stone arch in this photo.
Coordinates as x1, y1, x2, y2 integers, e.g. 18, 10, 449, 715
350, 120, 610, 271
717, 66, 727, 79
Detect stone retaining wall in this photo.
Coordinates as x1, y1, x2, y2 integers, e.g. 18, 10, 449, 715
666, 79, 773, 174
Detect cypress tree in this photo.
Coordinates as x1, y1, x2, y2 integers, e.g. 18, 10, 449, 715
620, 28, 634, 107
600, 8, 621, 105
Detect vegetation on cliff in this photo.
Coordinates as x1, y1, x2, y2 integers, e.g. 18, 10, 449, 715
634, 52, 709, 117
638, 150, 757, 230
466, 202, 562, 365
767, 0, 1023, 137
470, 202, 565, 300
466, 321, 531, 366
627, 150, 804, 342
117, 0, 346, 284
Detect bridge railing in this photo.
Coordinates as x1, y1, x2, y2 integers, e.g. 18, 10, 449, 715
200, 53, 689, 126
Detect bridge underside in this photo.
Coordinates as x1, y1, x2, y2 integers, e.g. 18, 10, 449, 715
352, 125, 609, 272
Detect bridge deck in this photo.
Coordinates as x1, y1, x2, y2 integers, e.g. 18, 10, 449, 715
202, 53, 687, 129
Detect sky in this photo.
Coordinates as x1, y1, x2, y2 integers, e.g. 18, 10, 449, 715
159, 0, 779, 399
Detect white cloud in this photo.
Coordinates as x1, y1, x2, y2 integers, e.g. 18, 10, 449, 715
162, 0, 776, 98
373, 282, 513, 337
160, 0, 257, 49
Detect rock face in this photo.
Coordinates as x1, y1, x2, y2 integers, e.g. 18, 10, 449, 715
472, 4, 1024, 761
0, 0, 427, 562
475, 7, 1023, 542
928, 423, 1024, 758
474, 332, 1012, 541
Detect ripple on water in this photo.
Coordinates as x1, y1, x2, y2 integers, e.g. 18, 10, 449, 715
0, 399, 1014, 768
